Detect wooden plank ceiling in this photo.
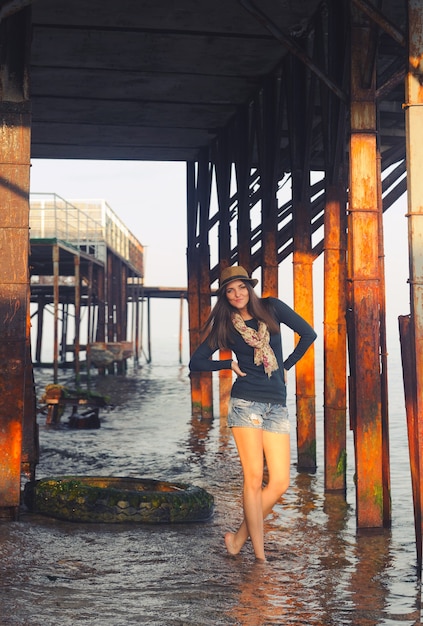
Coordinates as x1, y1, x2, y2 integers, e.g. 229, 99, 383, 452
29, 0, 407, 163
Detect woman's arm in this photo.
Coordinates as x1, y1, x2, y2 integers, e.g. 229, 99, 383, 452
188, 338, 233, 373
270, 298, 317, 370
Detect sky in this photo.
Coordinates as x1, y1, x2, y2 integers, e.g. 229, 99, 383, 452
29, 158, 411, 365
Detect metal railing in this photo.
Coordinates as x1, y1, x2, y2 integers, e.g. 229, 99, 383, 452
29, 193, 144, 276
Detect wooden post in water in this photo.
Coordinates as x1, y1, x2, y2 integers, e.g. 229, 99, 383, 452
134, 278, 141, 365
106, 251, 115, 374
399, 315, 421, 570
178, 295, 184, 365
403, 0, 423, 569
348, 20, 384, 528
187, 161, 202, 417
96, 264, 106, 344
146, 296, 152, 363
95, 264, 106, 374
323, 183, 347, 492
198, 156, 213, 419
86, 261, 93, 383
60, 302, 68, 363
292, 195, 316, 471
53, 243, 60, 383
74, 255, 81, 383
117, 259, 127, 374
0, 7, 32, 518
21, 340, 38, 483
35, 294, 45, 363
287, 54, 316, 471
376, 149, 391, 526
215, 133, 233, 418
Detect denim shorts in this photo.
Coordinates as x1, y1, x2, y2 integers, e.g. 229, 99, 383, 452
227, 398, 290, 434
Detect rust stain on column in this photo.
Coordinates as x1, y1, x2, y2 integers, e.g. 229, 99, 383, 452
0, 100, 31, 516
53, 244, 59, 383
74, 255, 81, 383
186, 162, 202, 417
403, 0, 423, 567
323, 185, 347, 492
262, 229, 279, 298
187, 252, 202, 417
399, 314, 422, 568
349, 20, 384, 526
199, 247, 213, 419
293, 247, 316, 469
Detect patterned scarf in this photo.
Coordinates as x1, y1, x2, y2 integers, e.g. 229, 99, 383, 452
232, 313, 279, 378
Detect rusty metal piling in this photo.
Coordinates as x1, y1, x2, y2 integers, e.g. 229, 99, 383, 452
287, 54, 317, 471
0, 8, 32, 518
348, 19, 386, 528
323, 184, 348, 492
402, 0, 423, 570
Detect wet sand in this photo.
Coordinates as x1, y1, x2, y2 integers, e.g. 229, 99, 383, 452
0, 362, 421, 625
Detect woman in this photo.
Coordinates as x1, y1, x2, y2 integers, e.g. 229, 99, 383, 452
189, 266, 317, 562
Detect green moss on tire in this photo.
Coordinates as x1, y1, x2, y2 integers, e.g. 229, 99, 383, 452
23, 476, 214, 524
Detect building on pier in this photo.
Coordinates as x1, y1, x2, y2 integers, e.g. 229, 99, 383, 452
29, 193, 189, 372
29, 193, 145, 379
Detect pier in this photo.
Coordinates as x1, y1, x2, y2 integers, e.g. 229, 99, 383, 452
29, 193, 144, 380
29, 193, 190, 372
2, 0, 423, 571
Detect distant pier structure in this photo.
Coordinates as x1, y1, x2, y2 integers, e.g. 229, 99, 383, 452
29, 193, 145, 381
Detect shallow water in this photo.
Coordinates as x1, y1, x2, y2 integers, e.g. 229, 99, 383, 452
0, 358, 422, 626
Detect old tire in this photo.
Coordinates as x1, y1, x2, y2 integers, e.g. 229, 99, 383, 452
23, 476, 214, 524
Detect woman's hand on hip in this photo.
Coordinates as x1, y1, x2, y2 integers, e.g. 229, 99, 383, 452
231, 361, 246, 377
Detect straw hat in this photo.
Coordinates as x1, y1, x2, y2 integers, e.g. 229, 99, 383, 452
219, 266, 258, 290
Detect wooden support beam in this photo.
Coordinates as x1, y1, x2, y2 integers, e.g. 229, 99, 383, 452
287, 54, 317, 470
403, 0, 423, 569
198, 153, 213, 419
376, 149, 391, 526
146, 296, 152, 363
21, 341, 38, 482
399, 314, 422, 569
35, 294, 44, 362
215, 132, 233, 418
293, 198, 316, 470
323, 184, 347, 491
134, 278, 140, 365
349, 22, 385, 528
319, 1, 349, 493
106, 251, 115, 374
0, 8, 31, 518
74, 254, 81, 383
117, 260, 128, 374
60, 302, 68, 363
86, 261, 93, 382
187, 161, 202, 417
255, 76, 282, 297
95, 265, 106, 343
178, 295, 184, 365
53, 244, 59, 383
234, 107, 253, 269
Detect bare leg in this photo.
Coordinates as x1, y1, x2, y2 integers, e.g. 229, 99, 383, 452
225, 430, 290, 558
225, 427, 266, 559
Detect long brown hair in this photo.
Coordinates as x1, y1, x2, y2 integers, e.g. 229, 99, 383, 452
202, 282, 280, 350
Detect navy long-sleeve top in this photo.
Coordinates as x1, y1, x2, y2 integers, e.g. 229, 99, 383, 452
189, 297, 317, 405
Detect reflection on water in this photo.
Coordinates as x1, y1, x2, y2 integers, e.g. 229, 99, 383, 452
0, 362, 422, 625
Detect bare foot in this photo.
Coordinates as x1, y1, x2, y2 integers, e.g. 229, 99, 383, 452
224, 532, 241, 556
254, 556, 267, 564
